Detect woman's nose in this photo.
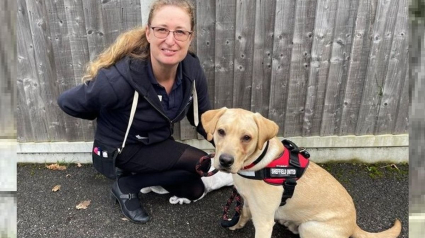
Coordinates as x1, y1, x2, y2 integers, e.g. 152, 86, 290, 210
164, 32, 176, 45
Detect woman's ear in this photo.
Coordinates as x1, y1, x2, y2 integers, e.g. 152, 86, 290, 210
145, 25, 152, 43
201, 107, 228, 141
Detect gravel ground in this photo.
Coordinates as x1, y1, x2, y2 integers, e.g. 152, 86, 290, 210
17, 162, 408, 238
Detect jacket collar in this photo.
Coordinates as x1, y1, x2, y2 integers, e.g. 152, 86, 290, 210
115, 56, 195, 119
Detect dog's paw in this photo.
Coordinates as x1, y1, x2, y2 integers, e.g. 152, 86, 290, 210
169, 196, 191, 205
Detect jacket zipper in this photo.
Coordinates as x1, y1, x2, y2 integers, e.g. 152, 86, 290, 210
143, 95, 193, 132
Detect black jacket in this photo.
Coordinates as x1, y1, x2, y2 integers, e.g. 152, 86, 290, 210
57, 53, 211, 148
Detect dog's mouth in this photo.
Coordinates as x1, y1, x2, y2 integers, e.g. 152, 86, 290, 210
215, 164, 240, 174
217, 167, 233, 173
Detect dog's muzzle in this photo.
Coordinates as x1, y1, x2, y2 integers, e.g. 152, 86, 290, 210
219, 153, 234, 168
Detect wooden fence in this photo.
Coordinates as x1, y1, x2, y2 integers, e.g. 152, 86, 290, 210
16, 0, 409, 143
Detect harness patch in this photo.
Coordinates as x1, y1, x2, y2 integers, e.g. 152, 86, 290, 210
269, 167, 297, 177
237, 139, 310, 206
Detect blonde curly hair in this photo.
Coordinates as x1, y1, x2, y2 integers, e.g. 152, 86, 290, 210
82, 0, 195, 82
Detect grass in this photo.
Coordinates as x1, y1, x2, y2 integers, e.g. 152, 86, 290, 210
319, 162, 408, 181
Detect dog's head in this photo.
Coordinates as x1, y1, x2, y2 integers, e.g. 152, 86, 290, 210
201, 107, 279, 173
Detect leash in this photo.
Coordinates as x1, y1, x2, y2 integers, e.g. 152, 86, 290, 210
195, 153, 243, 228
221, 186, 243, 228
195, 153, 219, 177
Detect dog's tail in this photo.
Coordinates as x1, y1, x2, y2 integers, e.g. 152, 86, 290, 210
351, 219, 401, 238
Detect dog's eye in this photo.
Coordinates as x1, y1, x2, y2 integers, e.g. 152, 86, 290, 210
217, 129, 226, 136
242, 135, 251, 142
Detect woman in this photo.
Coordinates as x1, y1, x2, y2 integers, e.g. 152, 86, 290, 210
57, 0, 232, 224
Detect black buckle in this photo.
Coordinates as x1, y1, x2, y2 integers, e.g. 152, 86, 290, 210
120, 193, 138, 200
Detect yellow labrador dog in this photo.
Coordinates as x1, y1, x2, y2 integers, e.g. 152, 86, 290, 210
201, 107, 401, 238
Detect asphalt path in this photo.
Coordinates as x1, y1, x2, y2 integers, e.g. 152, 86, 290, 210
17, 162, 408, 238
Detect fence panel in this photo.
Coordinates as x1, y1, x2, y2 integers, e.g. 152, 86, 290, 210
16, 0, 409, 143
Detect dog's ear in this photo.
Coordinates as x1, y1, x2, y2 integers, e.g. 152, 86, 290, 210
201, 107, 228, 141
253, 113, 279, 150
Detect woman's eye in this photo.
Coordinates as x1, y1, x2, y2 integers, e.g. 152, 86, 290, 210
217, 129, 225, 136
175, 30, 186, 36
157, 28, 167, 32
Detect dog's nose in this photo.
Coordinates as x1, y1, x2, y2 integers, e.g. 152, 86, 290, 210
219, 154, 234, 168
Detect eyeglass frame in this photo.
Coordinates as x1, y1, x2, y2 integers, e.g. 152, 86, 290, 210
149, 26, 193, 41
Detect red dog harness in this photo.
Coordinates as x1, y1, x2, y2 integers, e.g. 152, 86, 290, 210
237, 139, 310, 206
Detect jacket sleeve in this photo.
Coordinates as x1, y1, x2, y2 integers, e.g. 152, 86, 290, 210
186, 68, 212, 141
57, 70, 118, 120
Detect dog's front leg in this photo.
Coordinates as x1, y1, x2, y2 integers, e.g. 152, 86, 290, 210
251, 207, 276, 238
249, 187, 282, 238
229, 202, 251, 230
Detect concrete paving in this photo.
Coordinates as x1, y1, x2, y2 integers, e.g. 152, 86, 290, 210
17, 162, 408, 238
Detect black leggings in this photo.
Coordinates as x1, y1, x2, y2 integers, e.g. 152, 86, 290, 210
113, 139, 210, 200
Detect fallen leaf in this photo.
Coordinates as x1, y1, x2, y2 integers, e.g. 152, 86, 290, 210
121, 217, 129, 221
52, 185, 61, 192
46, 163, 67, 171
76, 200, 91, 210
66, 174, 71, 178
77, 163, 82, 167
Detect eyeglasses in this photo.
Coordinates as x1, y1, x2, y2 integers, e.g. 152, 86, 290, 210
150, 27, 193, 41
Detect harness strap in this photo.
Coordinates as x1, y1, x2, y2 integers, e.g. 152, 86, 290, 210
280, 178, 297, 206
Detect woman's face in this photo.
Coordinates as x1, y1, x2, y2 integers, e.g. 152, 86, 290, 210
146, 5, 193, 69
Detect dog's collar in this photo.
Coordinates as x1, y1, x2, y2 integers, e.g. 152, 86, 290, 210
242, 141, 270, 169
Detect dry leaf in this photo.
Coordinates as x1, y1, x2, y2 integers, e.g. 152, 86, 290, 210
77, 163, 82, 167
46, 163, 67, 171
121, 217, 129, 221
76, 200, 91, 210
52, 185, 61, 192
66, 174, 71, 178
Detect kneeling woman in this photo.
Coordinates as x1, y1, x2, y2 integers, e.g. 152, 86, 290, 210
57, 0, 232, 223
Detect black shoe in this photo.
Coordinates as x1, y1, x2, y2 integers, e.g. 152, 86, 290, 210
111, 180, 150, 223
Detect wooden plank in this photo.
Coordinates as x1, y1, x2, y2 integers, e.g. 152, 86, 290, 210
17, 0, 36, 142
120, 0, 142, 31
339, 0, 376, 135
101, 0, 122, 45
0, 0, 16, 138
176, 0, 201, 140
179, 118, 198, 140
250, 0, 276, 116
82, 0, 106, 62
232, 0, 256, 110
356, 0, 399, 135
214, 0, 236, 108
45, 0, 85, 141
66, 0, 95, 141
25, 0, 66, 141
375, 0, 409, 134
394, 62, 409, 134
195, 0, 215, 139
284, 0, 317, 136
302, 0, 338, 136
268, 0, 296, 135
196, 0, 215, 109
320, 0, 359, 136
